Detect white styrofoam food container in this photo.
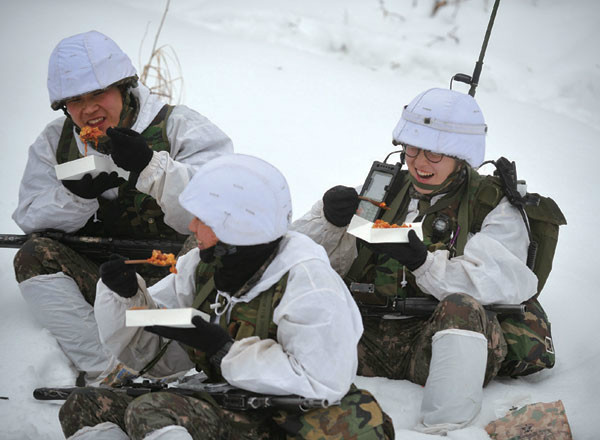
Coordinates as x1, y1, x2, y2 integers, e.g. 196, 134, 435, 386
126, 308, 210, 328
347, 215, 423, 243
55, 155, 130, 181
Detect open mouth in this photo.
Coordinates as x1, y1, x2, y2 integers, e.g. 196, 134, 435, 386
416, 169, 434, 181
86, 117, 105, 128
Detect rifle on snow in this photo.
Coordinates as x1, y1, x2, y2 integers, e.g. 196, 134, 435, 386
350, 283, 526, 318
33, 380, 329, 412
0, 231, 187, 260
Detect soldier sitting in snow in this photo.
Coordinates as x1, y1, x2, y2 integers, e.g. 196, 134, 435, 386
58, 154, 394, 440
11, 30, 233, 384
292, 87, 565, 434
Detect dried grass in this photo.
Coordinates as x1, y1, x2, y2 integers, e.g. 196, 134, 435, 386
139, 0, 184, 104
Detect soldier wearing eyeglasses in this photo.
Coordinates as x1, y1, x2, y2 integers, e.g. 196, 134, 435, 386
292, 88, 546, 434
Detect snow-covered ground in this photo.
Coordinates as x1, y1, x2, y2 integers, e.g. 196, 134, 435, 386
1, 0, 598, 438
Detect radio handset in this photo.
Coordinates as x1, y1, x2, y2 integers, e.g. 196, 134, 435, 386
357, 161, 402, 222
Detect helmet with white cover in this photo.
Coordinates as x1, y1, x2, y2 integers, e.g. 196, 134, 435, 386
179, 154, 292, 246
47, 30, 138, 110
392, 88, 487, 167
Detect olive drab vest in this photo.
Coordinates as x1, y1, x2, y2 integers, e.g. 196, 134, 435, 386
184, 260, 289, 382
56, 105, 186, 240
345, 166, 566, 301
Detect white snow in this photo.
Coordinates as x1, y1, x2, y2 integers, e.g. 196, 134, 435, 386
1, 0, 598, 438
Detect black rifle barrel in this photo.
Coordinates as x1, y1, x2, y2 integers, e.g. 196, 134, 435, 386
356, 297, 525, 317
0, 234, 28, 248
397, 297, 525, 316
33, 386, 328, 411
0, 232, 186, 260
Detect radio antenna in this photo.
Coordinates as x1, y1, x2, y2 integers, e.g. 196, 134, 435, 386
451, 0, 500, 97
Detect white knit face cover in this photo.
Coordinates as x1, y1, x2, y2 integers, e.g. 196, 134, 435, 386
179, 154, 292, 246
392, 88, 487, 168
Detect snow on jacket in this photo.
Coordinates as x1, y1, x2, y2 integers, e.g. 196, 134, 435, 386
95, 231, 363, 403
12, 84, 233, 235
291, 191, 538, 306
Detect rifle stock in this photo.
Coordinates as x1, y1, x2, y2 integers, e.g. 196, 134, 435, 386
0, 231, 187, 260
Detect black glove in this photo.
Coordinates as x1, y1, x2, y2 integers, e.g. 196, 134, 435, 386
61, 172, 121, 199
366, 229, 428, 271
99, 255, 138, 298
322, 185, 360, 227
106, 127, 153, 174
145, 316, 233, 360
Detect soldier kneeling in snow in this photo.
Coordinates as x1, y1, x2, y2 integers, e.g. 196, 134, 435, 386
58, 154, 394, 440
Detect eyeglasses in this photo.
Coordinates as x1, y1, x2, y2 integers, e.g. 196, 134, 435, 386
402, 145, 444, 163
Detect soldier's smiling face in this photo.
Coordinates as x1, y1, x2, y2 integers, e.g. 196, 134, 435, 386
406, 148, 460, 194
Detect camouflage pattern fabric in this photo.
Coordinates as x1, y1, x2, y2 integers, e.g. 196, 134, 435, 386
13, 237, 178, 304
357, 293, 507, 386
348, 167, 561, 379
58, 387, 265, 440
14, 237, 101, 304
485, 400, 573, 439
273, 385, 395, 440
497, 297, 555, 377
59, 387, 134, 438
125, 392, 282, 440
61, 387, 392, 440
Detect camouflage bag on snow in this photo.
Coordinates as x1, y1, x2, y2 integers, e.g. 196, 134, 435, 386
485, 400, 573, 440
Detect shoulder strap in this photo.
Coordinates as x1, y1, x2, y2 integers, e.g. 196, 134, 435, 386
193, 262, 216, 309
148, 104, 174, 127
470, 174, 504, 234
141, 104, 175, 153
255, 272, 289, 339
193, 278, 215, 310
56, 118, 81, 164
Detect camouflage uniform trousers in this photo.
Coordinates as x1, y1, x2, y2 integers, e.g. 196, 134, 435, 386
357, 292, 507, 386
59, 385, 395, 440
13, 235, 197, 305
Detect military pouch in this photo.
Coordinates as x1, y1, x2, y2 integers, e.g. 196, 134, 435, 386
524, 195, 566, 295
271, 385, 395, 440
497, 298, 555, 377
485, 400, 573, 439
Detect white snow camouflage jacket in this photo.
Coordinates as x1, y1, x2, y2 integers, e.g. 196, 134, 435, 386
95, 231, 363, 403
291, 191, 538, 306
12, 84, 233, 235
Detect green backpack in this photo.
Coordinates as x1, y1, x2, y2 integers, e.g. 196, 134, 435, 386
471, 158, 566, 376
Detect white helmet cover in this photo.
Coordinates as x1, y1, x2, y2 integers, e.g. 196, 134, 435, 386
179, 154, 292, 246
392, 88, 487, 167
47, 30, 137, 110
